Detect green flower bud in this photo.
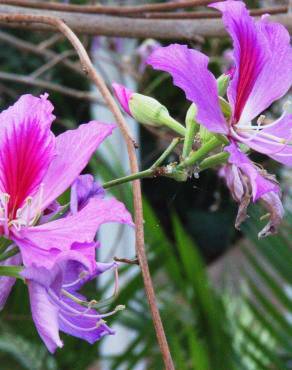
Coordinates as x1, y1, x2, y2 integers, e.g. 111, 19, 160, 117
129, 93, 170, 127
217, 74, 230, 97
219, 97, 232, 119
129, 93, 186, 136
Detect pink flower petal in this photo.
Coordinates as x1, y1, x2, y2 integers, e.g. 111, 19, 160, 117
14, 197, 133, 267
0, 94, 55, 216
225, 142, 279, 201
211, 1, 292, 125
26, 280, 63, 353
112, 83, 133, 116
242, 115, 292, 167
39, 121, 115, 211
147, 44, 227, 134
0, 248, 22, 309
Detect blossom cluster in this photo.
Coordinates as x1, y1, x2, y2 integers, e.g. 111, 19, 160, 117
0, 93, 133, 352
0, 0, 291, 354
114, 0, 292, 238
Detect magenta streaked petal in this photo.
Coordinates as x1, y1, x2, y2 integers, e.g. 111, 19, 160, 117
211, 1, 292, 125
244, 115, 292, 167
112, 83, 133, 116
0, 94, 55, 216
26, 280, 63, 353
15, 197, 133, 265
225, 142, 279, 201
39, 121, 115, 211
147, 44, 227, 134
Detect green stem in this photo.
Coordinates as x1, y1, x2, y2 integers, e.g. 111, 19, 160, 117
0, 247, 20, 262
182, 105, 198, 159
199, 152, 229, 171
163, 116, 186, 136
151, 138, 182, 168
103, 138, 182, 189
103, 169, 153, 189
178, 136, 223, 169
0, 265, 23, 279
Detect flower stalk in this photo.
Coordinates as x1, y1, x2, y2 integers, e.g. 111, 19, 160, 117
182, 104, 199, 159
178, 136, 223, 169
0, 265, 23, 279
103, 138, 182, 189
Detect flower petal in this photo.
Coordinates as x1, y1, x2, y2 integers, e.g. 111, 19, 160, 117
39, 121, 115, 211
14, 197, 133, 266
25, 280, 63, 353
147, 44, 227, 134
258, 192, 284, 238
225, 142, 279, 201
0, 94, 55, 216
0, 248, 22, 309
244, 114, 292, 166
211, 1, 292, 125
112, 83, 133, 116
70, 174, 105, 214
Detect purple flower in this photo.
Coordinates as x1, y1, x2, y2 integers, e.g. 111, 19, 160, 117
146, 0, 292, 166
219, 142, 284, 237
21, 249, 118, 353
0, 93, 133, 267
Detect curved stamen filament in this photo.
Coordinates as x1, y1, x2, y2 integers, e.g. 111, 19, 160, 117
63, 271, 89, 289
59, 313, 107, 332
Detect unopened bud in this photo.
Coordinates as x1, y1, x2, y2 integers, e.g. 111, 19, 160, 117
113, 82, 186, 136
219, 97, 232, 119
185, 104, 199, 133
129, 93, 171, 127
217, 74, 230, 96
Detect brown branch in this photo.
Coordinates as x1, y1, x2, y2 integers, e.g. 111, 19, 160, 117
0, 4, 291, 39
37, 33, 63, 50
0, 70, 104, 104
0, 13, 175, 370
30, 49, 76, 78
0, 30, 82, 75
0, 0, 214, 14
139, 6, 287, 19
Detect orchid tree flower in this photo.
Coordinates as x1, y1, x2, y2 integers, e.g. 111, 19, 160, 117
0, 93, 133, 307
145, 0, 292, 233
147, 0, 292, 167
21, 248, 121, 353
219, 142, 284, 237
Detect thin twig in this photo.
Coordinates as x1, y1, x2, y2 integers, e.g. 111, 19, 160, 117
0, 30, 82, 75
0, 13, 175, 370
0, 70, 104, 103
0, 0, 214, 14
30, 49, 76, 78
37, 33, 63, 50
114, 257, 140, 265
